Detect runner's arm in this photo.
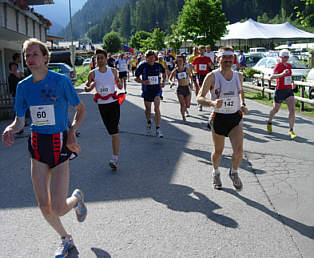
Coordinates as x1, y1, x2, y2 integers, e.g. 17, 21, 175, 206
67, 101, 86, 152
238, 73, 248, 114
169, 69, 176, 82
2, 116, 25, 146
84, 71, 95, 92
197, 72, 221, 108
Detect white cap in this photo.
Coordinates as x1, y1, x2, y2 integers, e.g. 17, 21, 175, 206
158, 53, 163, 58
279, 49, 289, 57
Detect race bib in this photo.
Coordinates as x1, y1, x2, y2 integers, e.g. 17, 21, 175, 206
217, 96, 239, 113
166, 62, 171, 66
30, 105, 56, 126
177, 72, 187, 80
148, 76, 159, 85
99, 87, 109, 96
284, 76, 292, 85
199, 64, 207, 71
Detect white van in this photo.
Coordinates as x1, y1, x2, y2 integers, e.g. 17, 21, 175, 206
249, 47, 267, 53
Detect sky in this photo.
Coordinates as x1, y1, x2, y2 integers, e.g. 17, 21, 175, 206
32, 0, 88, 28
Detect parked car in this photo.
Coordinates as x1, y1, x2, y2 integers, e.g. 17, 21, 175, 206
75, 56, 84, 66
306, 68, 314, 99
83, 58, 91, 66
253, 56, 309, 83
48, 63, 77, 84
249, 47, 267, 53
244, 53, 265, 68
50, 51, 72, 67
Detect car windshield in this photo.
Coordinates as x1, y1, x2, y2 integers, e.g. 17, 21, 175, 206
289, 58, 308, 69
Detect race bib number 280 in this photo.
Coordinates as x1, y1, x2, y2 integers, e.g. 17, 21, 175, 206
30, 105, 56, 126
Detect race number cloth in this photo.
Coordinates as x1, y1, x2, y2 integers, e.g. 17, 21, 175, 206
15, 70, 80, 134
216, 96, 240, 113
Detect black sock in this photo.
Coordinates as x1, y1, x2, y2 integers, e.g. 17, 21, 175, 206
147, 120, 151, 124
156, 126, 160, 130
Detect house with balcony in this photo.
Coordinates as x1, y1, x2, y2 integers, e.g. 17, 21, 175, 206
0, 0, 53, 118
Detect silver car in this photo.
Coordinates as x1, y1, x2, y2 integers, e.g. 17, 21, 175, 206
48, 63, 77, 84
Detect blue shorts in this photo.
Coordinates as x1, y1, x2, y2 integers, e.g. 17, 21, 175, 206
142, 85, 162, 102
274, 88, 294, 103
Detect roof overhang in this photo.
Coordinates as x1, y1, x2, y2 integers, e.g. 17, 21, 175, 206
26, 0, 54, 5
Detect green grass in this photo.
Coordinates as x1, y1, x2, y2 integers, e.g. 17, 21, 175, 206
245, 91, 314, 118
74, 65, 90, 87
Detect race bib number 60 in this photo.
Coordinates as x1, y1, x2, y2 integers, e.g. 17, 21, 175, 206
30, 105, 56, 126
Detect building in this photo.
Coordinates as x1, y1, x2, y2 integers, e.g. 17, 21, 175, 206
0, 0, 53, 118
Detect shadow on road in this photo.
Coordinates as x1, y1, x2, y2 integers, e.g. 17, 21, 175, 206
91, 247, 111, 258
223, 188, 314, 239
152, 184, 238, 228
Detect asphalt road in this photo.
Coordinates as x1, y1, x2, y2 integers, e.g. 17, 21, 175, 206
1, 76, 313, 258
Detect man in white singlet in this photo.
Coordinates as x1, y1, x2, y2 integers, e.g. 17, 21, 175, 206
197, 46, 248, 191
115, 53, 128, 92
85, 49, 123, 170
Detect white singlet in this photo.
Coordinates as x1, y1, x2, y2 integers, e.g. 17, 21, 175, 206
94, 67, 116, 104
116, 59, 128, 72
210, 69, 242, 114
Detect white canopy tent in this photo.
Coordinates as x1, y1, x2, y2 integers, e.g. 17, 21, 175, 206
216, 18, 314, 48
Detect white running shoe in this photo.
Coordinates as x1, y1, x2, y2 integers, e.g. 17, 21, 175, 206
72, 189, 87, 222
109, 160, 118, 170
185, 109, 190, 117
156, 129, 164, 138
146, 124, 153, 136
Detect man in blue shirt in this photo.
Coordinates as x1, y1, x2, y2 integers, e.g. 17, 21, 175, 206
135, 50, 166, 138
2, 38, 86, 258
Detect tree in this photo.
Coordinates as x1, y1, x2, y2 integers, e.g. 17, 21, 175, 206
102, 31, 122, 53
177, 0, 227, 46
129, 30, 151, 50
166, 24, 183, 53
150, 28, 166, 51
295, 0, 314, 27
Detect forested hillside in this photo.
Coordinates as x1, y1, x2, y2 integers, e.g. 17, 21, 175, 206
62, 0, 313, 43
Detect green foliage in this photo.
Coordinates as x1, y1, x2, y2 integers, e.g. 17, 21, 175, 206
177, 0, 227, 46
242, 68, 261, 78
150, 28, 166, 51
165, 24, 183, 53
129, 30, 151, 49
102, 32, 122, 53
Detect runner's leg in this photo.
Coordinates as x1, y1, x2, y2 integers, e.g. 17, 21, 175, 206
285, 95, 295, 130
177, 93, 186, 119
268, 102, 281, 123
154, 96, 161, 127
228, 124, 244, 171
112, 133, 120, 156
144, 101, 152, 122
211, 131, 225, 169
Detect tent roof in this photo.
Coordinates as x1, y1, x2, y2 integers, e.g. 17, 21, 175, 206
221, 18, 314, 40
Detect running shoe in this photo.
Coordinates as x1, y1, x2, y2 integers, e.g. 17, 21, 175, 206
156, 129, 164, 138
109, 160, 118, 170
289, 130, 296, 139
185, 109, 190, 117
72, 189, 87, 222
198, 105, 203, 111
213, 173, 222, 190
229, 169, 243, 191
146, 124, 153, 136
55, 236, 74, 258
267, 122, 272, 133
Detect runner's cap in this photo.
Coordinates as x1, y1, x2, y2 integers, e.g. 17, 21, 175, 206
158, 53, 163, 58
279, 49, 289, 57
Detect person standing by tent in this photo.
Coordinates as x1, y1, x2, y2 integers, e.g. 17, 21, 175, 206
267, 49, 296, 139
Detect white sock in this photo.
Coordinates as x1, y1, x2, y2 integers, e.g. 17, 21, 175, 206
230, 168, 238, 174
112, 155, 118, 161
212, 168, 220, 175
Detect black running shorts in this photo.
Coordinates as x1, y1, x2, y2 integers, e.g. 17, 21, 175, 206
119, 71, 127, 79
98, 101, 120, 135
28, 131, 75, 168
176, 85, 191, 97
210, 111, 243, 137
274, 88, 294, 104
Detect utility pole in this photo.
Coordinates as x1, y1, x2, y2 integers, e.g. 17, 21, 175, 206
68, 0, 75, 74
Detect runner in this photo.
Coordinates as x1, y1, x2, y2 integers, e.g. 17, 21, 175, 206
204, 45, 215, 65
169, 55, 193, 122
129, 55, 138, 76
267, 49, 296, 139
197, 46, 248, 191
115, 53, 128, 92
135, 50, 166, 138
84, 48, 123, 169
2, 38, 87, 257
188, 46, 200, 95
164, 50, 176, 87
192, 45, 214, 111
